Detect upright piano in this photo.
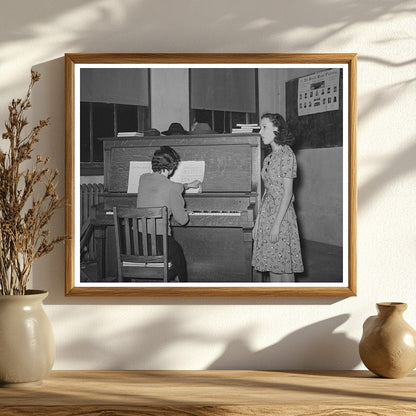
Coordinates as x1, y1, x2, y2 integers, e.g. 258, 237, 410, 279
90, 133, 261, 282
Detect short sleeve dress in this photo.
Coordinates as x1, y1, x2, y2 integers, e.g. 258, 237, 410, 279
252, 145, 304, 274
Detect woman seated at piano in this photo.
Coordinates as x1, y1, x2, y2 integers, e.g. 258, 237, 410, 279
137, 146, 200, 282
252, 113, 304, 282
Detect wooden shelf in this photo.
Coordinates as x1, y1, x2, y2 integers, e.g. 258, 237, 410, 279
1, 370, 415, 415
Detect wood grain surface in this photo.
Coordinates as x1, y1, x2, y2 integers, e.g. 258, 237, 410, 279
1, 370, 415, 415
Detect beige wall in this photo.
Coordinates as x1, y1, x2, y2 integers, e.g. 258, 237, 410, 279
151, 68, 189, 132
1, 0, 415, 371
296, 147, 343, 246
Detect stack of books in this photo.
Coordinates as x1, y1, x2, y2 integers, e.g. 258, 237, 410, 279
231, 123, 260, 134
117, 132, 144, 137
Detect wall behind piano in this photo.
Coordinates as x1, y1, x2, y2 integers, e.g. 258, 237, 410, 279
258, 68, 343, 246
151, 68, 189, 133
2, 0, 414, 372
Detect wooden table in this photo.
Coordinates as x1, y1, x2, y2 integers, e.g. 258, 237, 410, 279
1, 370, 415, 415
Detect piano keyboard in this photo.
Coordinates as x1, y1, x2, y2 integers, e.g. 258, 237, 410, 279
189, 210, 241, 216
107, 210, 241, 217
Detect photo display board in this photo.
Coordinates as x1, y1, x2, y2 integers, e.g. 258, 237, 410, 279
286, 68, 343, 149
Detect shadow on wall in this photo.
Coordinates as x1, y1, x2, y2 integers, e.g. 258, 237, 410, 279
53, 308, 359, 370
358, 139, 416, 209
356, 55, 416, 210
1, 1, 412, 48
30, 56, 67, 300
54, 310, 213, 369
208, 314, 360, 370
0, 0, 414, 96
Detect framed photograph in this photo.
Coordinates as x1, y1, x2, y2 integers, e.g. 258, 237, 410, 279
65, 53, 356, 296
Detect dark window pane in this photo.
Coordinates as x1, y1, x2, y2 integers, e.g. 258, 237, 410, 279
213, 111, 225, 134
231, 112, 247, 128
92, 103, 114, 162
116, 104, 138, 133
193, 109, 212, 126
247, 112, 258, 125
80, 102, 91, 162
138, 106, 150, 131
225, 111, 231, 133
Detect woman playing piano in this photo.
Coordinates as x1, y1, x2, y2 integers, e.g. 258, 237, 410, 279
252, 113, 304, 282
137, 146, 200, 282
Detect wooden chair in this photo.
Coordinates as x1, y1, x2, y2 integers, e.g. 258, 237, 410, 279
113, 206, 169, 282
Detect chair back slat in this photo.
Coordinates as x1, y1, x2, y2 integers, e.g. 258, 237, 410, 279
113, 206, 169, 282
124, 218, 131, 255
140, 217, 148, 256
132, 217, 139, 255
149, 218, 157, 255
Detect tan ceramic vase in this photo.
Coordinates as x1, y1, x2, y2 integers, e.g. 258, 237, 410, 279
359, 302, 416, 378
0, 290, 55, 387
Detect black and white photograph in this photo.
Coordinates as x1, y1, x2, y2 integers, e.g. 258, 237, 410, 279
65, 53, 356, 296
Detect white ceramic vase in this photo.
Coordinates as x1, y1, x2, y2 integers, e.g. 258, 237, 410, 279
0, 290, 55, 387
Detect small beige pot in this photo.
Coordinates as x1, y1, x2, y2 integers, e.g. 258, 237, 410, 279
0, 290, 55, 387
359, 302, 416, 378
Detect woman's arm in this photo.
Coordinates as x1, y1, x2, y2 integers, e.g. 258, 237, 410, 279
270, 177, 293, 242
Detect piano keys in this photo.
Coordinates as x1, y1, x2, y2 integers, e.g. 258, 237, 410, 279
173, 193, 255, 229
90, 133, 261, 282
190, 211, 241, 215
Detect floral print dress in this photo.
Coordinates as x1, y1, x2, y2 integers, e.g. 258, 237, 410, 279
252, 145, 304, 274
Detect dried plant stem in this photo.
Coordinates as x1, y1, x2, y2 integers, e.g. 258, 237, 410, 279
0, 71, 66, 295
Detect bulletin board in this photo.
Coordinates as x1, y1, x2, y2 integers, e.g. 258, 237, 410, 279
286, 69, 343, 149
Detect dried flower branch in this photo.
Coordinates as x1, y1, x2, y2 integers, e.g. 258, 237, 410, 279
0, 71, 66, 295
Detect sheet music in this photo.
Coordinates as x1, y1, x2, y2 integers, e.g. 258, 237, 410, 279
170, 161, 205, 193
127, 160, 205, 193
127, 161, 152, 193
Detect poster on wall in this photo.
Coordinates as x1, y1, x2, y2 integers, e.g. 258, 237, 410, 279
298, 69, 340, 116
65, 53, 357, 297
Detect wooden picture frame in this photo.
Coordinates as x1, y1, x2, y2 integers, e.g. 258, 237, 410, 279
65, 53, 357, 296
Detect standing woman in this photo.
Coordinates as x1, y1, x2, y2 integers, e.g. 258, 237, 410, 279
252, 113, 304, 282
